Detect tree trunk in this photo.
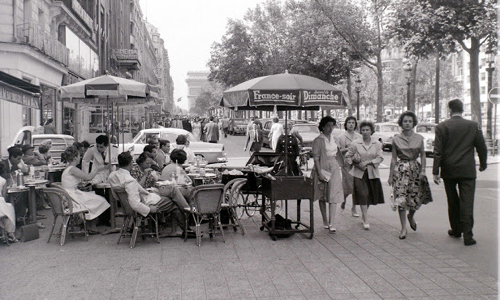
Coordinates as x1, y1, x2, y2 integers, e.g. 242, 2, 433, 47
469, 37, 482, 126
434, 53, 440, 123
376, 53, 384, 122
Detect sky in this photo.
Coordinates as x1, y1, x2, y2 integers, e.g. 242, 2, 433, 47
139, 0, 264, 110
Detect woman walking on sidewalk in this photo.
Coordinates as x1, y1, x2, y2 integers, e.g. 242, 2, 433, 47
345, 121, 384, 230
337, 116, 362, 217
388, 111, 432, 239
312, 116, 344, 233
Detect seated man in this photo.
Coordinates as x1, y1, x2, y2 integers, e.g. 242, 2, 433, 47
109, 152, 193, 236
155, 139, 171, 169
22, 144, 47, 166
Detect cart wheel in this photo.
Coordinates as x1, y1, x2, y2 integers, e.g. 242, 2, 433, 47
245, 194, 258, 217
308, 233, 314, 239
270, 234, 277, 241
260, 226, 264, 231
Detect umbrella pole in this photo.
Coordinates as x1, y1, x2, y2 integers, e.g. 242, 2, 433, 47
122, 107, 125, 153
284, 111, 288, 177
107, 96, 112, 174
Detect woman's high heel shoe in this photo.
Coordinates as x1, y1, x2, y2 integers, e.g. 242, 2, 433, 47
399, 229, 407, 239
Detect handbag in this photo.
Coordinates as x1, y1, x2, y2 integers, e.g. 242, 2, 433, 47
419, 175, 433, 204
20, 223, 39, 242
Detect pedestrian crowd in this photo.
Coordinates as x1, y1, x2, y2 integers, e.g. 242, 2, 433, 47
0, 99, 488, 247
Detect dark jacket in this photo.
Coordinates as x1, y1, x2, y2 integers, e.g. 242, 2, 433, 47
432, 116, 487, 179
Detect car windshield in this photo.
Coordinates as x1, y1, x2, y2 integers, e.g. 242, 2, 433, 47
293, 125, 319, 133
416, 125, 435, 133
380, 125, 400, 132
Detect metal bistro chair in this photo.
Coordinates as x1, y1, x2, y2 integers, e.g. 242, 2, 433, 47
221, 178, 247, 235
185, 184, 225, 246
43, 187, 89, 246
111, 187, 160, 248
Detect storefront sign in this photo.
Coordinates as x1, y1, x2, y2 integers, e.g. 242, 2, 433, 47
0, 85, 39, 109
112, 49, 139, 61
72, 0, 93, 29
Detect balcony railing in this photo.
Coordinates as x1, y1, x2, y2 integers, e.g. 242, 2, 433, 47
16, 22, 69, 66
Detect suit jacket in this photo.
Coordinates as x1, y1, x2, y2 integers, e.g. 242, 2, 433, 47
432, 115, 487, 179
204, 121, 219, 142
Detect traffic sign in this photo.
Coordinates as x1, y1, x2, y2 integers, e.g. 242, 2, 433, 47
489, 87, 500, 105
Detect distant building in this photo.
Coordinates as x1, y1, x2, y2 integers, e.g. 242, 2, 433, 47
185, 71, 210, 112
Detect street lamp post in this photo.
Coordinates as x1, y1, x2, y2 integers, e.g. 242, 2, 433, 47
355, 76, 361, 120
403, 61, 413, 111
486, 48, 495, 139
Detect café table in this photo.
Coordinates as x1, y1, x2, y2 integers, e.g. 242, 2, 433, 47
46, 166, 66, 183
8, 179, 49, 224
92, 182, 120, 234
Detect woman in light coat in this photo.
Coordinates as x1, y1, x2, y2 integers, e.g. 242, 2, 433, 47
345, 121, 385, 230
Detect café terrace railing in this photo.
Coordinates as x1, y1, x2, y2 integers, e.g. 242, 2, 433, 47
16, 22, 69, 66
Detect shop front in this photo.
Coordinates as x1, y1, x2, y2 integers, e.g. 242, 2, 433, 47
0, 71, 41, 158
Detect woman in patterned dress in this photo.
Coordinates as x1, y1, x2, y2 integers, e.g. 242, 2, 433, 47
312, 116, 344, 233
388, 111, 428, 239
337, 116, 362, 217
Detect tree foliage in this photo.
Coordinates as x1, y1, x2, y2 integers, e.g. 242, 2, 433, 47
208, 0, 355, 89
389, 0, 497, 124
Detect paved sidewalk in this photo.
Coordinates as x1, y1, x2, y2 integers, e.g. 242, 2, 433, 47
0, 201, 498, 300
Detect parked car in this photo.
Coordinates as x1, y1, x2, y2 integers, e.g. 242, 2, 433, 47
120, 128, 226, 164
373, 122, 400, 151
289, 123, 321, 149
261, 118, 309, 147
415, 122, 437, 155
8, 126, 75, 162
228, 118, 248, 135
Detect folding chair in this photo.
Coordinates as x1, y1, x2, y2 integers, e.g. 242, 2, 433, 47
111, 187, 160, 248
184, 184, 225, 246
43, 187, 89, 246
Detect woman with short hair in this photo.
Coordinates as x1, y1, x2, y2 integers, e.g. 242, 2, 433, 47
130, 153, 159, 189
312, 116, 344, 233
337, 116, 362, 217
61, 146, 110, 234
345, 121, 385, 230
388, 111, 430, 239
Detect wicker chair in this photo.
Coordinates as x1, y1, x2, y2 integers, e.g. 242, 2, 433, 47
43, 187, 89, 246
185, 184, 225, 246
111, 187, 160, 248
221, 178, 247, 235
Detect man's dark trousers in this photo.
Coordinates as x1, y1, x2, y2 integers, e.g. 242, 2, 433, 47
444, 178, 475, 240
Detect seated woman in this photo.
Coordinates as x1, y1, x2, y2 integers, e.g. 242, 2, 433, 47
160, 149, 193, 198
0, 164, 17, 242
61, 146, 110, 234
130, 153, 160, 189
36, 144, 51, 165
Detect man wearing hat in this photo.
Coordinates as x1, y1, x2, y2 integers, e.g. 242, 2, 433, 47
21, 145, 47, 166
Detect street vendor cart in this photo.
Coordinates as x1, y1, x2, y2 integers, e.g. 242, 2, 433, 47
220, 71, 349, 240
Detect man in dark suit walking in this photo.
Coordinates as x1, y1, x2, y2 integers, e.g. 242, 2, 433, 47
432, 99, 487, 246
